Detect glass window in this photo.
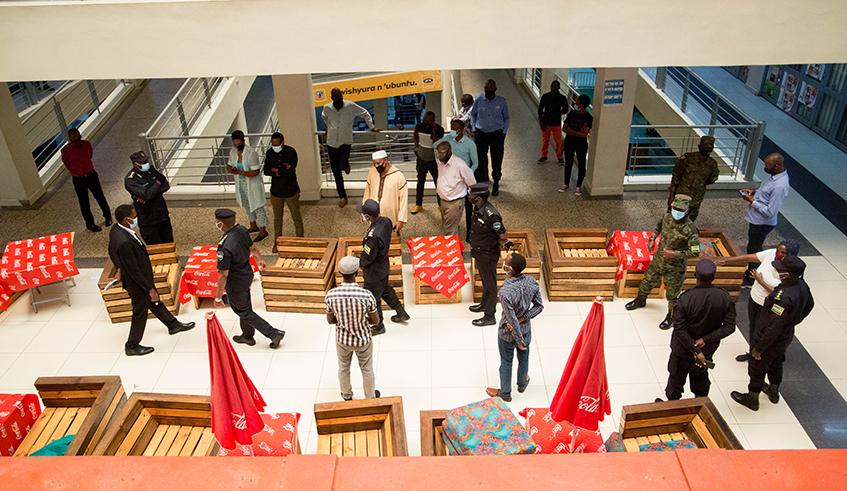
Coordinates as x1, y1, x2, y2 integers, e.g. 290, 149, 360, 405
827, 64, 847, 93
835, 106, 847, 145
815, 93, 839, 134
795, 95, 814, 120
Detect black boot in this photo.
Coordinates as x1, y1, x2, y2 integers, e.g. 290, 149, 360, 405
762, 383, 780, 404
371, 323, 386, 336
390, 305, 410, 323
730, 390, 760, 411
659, 312, 674, 330
492, 182, 499, 196
625, 296, 647, 311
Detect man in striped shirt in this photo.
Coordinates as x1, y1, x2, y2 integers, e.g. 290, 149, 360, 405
486, 253, 544, 402
326, 256, 381, 401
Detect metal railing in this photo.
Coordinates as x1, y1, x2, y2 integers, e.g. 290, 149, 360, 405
19, 79, 125, 170
568, 70, 596, 89
316, 130, 418, 188
554, 74, 594, 113
9, 81, 68, 114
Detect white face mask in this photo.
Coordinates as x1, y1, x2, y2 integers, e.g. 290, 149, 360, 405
502, 263, 511, 274
361, 214, 368, 222
215, 221, 223, 232
671, 209, 686, 220
778, 272, 790, 281
272, 146, 282, 153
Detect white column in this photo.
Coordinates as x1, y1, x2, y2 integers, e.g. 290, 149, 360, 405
271, 74, 322, 201
0, 87, 44, 206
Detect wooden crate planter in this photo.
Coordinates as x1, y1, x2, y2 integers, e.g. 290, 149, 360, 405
14, 376, 127, 456
335, 235, 404, 309
419, 409, 448, 456
471, 229, 541, 303
414, 277, 461, 304
261, 237, 337, 314
93, 392, 220, 457
618, 397, 744, 452
314, 396, 407, 456
683, 228, 746, 301
543, 228, 619, 302
97, 243, 181, 324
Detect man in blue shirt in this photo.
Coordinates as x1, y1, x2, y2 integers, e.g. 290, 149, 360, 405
740, 153, 789, 287
470, 79, 510, 195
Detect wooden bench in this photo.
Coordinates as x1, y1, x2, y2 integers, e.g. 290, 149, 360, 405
419, 409, 448, 456
618, 397, 744, 452
14, 376, 127, 456
97, 243, 181, 324
314, 396, 407, 456
261, 237, 338, 314
543, 228, 619, 301
335, 235, 404, 310
471, 229, 541, 303
92, 393, 220, 456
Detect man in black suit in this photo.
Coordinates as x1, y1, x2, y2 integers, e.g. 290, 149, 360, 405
109, 204, 195, 356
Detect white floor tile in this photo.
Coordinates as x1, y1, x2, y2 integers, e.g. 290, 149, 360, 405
275, 321, 332, 352
802, 342, 847, 380
406, 430, 422, 457
378, 317, 431, 351
802, 256, 847, 282
154, 352, 210, 391
376, 350, 431, 388
263, 351, 325, 389
109, 350, 171, 390
304, 430, 318, 454
605, 346, 660, 385
804, 280, 847, 311
54, 293, 106, 321
795, 307, 847, 343
713, 380, 801, 425
0, 321, 47, 353
604, 382, 665, 427
0, 354, 20, 379
484, 348, 545, 390
603, 314, 643, 347
739, 423, 816, 450
431, 387, 487, 411
529, 316, 582, 349
24, 320, 93, 353
318, 348, 372, 390
431, 320, 484, 350
0, 353, 69, 391
57, 352, 120, 377
631, 312, 674, 346
708, 343, 751, 382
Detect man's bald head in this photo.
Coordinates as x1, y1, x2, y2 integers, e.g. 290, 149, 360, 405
764, 153, 785, 175
435, 141, 452, 162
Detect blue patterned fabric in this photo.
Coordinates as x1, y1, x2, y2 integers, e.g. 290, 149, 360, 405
442, 398, 536, 455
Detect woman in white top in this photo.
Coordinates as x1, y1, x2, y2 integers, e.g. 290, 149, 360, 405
715, 239, 800, 361
228, 130, 269, 241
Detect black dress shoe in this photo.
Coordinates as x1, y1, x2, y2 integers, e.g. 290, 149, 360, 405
655, 398, 664, 403
390, 308, 410, 323
625, 297, 646, 311
247, 227, 260, 233
87, 224, 102, 232
125, 345, 154, 356
104, 217, 113, 227
468, 304, 485, 313
730, 390, 759, 411
269, 330, 286, 349
492, 182, 499, 196
232, 335, 256, 346
342, 395, 353, 401
253, 232, 269, 242
659, 313, 674, 331
736, 352, 750, 362
374, 389, 381, 398
472, 316, 496, 327
371, 323, 386, 336
168, 321, 195, 335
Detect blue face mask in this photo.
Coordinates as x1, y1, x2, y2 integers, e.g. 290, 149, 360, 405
140, 163, 151, 172
129, 217, 138, 228
272, 146, 282, 153
671, 209, 686, 220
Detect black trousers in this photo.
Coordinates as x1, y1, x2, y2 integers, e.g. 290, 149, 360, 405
745, 223, 775, 278
415, 157, 440, 206
665, 351, 711, 400
72, 172, 110, 227
475, 253, 499, 318
474, 130, 505, 183
563, 143, 587, 188
139, 218, 174, 246
363, 275, 402, 324
465, 196, 473, 242
126, 291, 177, 350
748, 346, 787, 393
228, 288, 278, 340
327, 144, 352, 198
746, 296, 763, 351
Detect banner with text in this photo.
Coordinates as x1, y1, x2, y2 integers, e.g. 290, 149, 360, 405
313, 71, 442, 107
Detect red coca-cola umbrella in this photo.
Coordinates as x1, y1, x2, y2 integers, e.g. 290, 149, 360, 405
549, 296, 611, 431
206, 311, 266, 451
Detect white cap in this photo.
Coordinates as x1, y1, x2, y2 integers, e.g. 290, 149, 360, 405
372, 150, 388, 160
338, 256, 360, 275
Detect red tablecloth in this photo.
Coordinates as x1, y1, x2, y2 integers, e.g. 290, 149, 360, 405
179, 246, 259, 304
0, 394, 41, 456
605, 231, 657, 281
0, 233, 78, 311
218, 412, 300, 456
406, 235, 469, 298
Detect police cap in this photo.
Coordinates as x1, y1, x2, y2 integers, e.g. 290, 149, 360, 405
356, 199, 380, 216
214, 208, 236, 220
772, 255, 806, 276
130, 151, 149, 163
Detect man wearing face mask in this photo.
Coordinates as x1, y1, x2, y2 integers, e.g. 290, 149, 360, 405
559, 94, 593, 197
362, 150, 408, 234
715, 239, 800, 362
667, 135, 720, 222
125, 151, 173, 245
468, 183, 512, 326
434, 141, 476, 237
263, 132, 303, 250
61, 128, 112, 232
411, 111, 445, 214
435, 119, 478, 241
739, 153, 789, 287
731, 255, 814, 411
470, 80, 509, 195
626, 194, 701, 331
108, 204, 195, 356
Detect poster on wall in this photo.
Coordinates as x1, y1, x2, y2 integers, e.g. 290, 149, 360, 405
763, 66, 781, 99
806, 64, 824, 81
799, 82, 819, 109
777, 73, 799, 114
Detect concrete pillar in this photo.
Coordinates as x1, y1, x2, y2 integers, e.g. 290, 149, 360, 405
584, 67, 638, 197
0, 86, 44, 206
427, 90, 441, 125
745, 66, 766, 96
540, 68, 569, 94
231, 105, 248, 142
441, 69, 461, 123
272, 74, 322, 202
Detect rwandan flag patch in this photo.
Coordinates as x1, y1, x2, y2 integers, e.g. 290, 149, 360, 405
691, 245, 700, 254
771, 304, 785, 316
363, 244, 371, 254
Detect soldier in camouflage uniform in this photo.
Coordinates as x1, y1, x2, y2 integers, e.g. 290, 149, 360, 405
667, 135, 719, 222
626, 194, 701, 330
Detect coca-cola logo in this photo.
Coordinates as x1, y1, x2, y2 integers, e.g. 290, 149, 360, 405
450, 280, 461, 291
431, 258, 443, 267
447, 256, 461, 265
38, 243, 45, 251
413, 251, 426, 261
195, 289, 212, 296
448, 268, 460, 279
28, 402, 37, 419
431, 270, 444, 281
0, 424, 6, 438
11, 421, 21, 440
14, 401, 24, 417
446, 239, 457, 248
412, 242, 426, 251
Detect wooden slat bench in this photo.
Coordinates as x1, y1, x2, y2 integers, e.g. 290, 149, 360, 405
419, 409, 448, 456
97, 243, 181, 324
471, 229, 541, 303
618, 397, 744, 452
261, 237, 338, 314
413, 276, 461, 304
543, 228, 619, 301
14, 376, 127, 456
92, 393, 220, 457
335, 235, 404, 310
314, 396, 407, 456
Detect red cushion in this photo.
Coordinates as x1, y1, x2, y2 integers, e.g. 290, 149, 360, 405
219, 412, 300, 456
519, 407, 606, 454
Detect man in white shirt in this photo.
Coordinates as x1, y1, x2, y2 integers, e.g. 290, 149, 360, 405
435, 141, 476, 236
321, 88, 380, 208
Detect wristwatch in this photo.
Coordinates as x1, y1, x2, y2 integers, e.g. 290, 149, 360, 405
214, 297, 222, 303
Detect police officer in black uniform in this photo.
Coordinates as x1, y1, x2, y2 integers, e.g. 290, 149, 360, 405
125, 151, 174, 245
731, 255, 814, 411
660, 259, 735, 402
468, 183, 511, 327
358, 199, 409, 336
212, 208, 285, 349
